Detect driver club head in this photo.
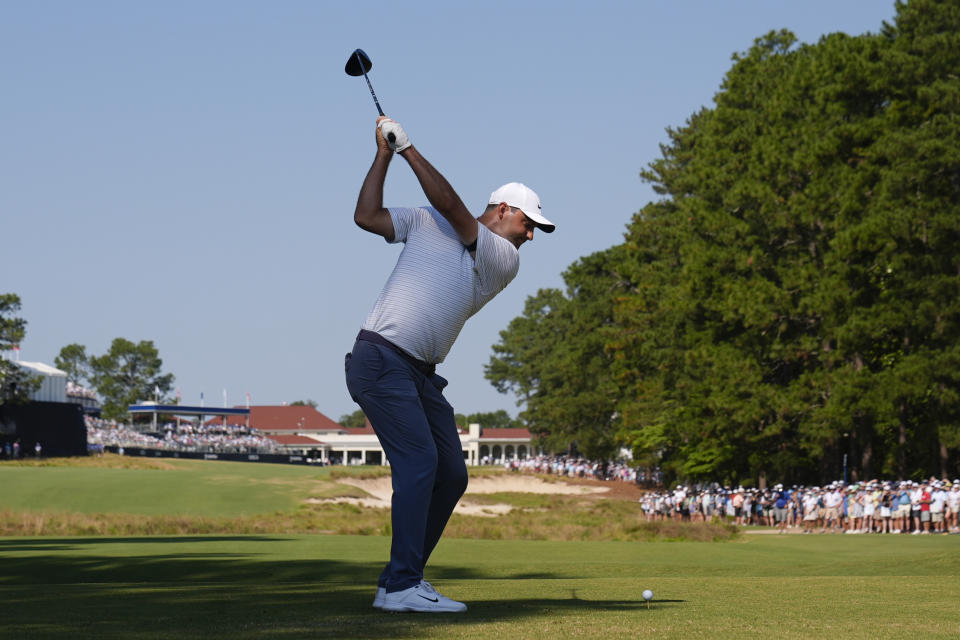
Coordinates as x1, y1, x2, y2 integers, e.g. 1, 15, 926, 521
345, 49, 372, 77
345, 47, 392, 135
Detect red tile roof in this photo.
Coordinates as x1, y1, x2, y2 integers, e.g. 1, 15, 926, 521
246, 406, 343, 432
214, 406, 344, 432
345, 426, 376, 435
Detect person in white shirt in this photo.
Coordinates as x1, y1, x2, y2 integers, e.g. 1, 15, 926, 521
862, 486, 877, 533
823, 485, 844, 533
946, 483, 960, 533
930, 483, 947, 533
802, 490, 820, 534
348, 116, 555, 613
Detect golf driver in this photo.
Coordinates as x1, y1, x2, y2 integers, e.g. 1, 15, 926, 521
345, 48, 395, 143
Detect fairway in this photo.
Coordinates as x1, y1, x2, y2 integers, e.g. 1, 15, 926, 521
0, 457, 730, 541
4, 457, 960, 638
3, 534, 959, 639
0, 457, 334, 517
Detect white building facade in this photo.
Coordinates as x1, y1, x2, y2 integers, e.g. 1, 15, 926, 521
271, 423, 533, 466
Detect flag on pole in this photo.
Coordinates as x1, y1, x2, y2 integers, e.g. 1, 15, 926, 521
176, 387, 181, 405
200, 392, 204, 407
245, 392, 251, 409
12, 345, 20, 361
222, 388, 227, 408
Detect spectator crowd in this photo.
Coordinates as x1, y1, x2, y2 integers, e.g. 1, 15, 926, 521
73, 425, 960, 534
500, 454, 644, 484
638, 480, 960, 535
85, 416, 280, 454
496, 454, 959, 535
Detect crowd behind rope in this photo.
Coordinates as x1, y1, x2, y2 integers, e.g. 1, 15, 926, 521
85, 416, 281, 454
81, 425, 960, 534
500, 455, 664, 484
500, 455, 960, 535
638, 480, 960, 535
66, 382, 98, 401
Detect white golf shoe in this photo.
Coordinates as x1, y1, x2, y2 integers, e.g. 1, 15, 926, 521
379, 580, 467, 613
372, 586, 386, 609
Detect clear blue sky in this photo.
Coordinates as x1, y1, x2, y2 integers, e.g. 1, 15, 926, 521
2, 1, 898, 421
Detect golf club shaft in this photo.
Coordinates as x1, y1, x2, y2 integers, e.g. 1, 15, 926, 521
362, 71, 385, 117
349, 50, 395, 144
362, 72, 395, 143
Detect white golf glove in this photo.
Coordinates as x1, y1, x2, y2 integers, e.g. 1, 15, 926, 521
378, 118, 411, 153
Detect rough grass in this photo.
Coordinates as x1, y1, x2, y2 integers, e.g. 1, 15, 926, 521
325, 465, 392, 481
3, 454, 181, 470
1, 456, 734, 542
0, 501, 735, 542
325, 464, 507, 481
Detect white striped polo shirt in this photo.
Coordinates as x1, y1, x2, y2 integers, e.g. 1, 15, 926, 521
361, 206, 519, 364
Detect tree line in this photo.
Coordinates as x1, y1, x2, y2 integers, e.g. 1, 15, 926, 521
0, 293, 174, 421
0, 294, 41, 402
3, 294, 520, 429
54, 340, 174, 421
485, 0, 960, 486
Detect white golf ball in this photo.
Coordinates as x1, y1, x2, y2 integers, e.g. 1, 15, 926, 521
642, 589, 653, 601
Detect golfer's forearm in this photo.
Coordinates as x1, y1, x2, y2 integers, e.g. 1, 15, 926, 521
354, 151, 394, 238
401, 147, 478, 243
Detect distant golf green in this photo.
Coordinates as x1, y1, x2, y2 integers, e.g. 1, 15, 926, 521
1, 457, 329, 516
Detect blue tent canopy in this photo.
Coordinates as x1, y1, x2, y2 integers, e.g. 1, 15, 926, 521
127, 404, 250, 430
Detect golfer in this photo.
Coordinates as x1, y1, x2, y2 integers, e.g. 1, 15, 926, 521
346, 116, 554, 613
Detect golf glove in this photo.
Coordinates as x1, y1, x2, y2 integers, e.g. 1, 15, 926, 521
378, 119, 411, 153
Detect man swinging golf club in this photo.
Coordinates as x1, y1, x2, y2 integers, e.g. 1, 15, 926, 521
345, 116, 555, 613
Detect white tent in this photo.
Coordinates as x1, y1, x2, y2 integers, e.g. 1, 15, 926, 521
16, 361, 67, 403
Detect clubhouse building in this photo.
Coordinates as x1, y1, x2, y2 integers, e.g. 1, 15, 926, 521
222, 405, 532, 466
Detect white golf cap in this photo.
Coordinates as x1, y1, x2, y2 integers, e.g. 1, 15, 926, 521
489, 182, 555, 233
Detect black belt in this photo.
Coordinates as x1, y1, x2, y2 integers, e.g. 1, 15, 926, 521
356, 329, 436, 376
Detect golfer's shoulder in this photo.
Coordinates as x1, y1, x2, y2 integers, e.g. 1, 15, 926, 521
388, 205, 433, 223
385, 205, 436, 238
478, 225, 519, 263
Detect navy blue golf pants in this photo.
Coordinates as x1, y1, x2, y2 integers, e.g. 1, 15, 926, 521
344, 338, 468, 593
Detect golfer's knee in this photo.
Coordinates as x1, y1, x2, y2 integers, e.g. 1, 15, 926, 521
441, 461, 468, 499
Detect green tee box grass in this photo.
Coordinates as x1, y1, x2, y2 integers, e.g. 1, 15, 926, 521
2, 534, 959, 639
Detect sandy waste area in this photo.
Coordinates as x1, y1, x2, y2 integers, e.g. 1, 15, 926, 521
310, 474, 609, 517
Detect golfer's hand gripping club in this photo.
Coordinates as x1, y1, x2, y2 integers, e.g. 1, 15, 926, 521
378, 118, 411, 153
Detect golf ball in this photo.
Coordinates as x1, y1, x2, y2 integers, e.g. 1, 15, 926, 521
642, 589, 653, 601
